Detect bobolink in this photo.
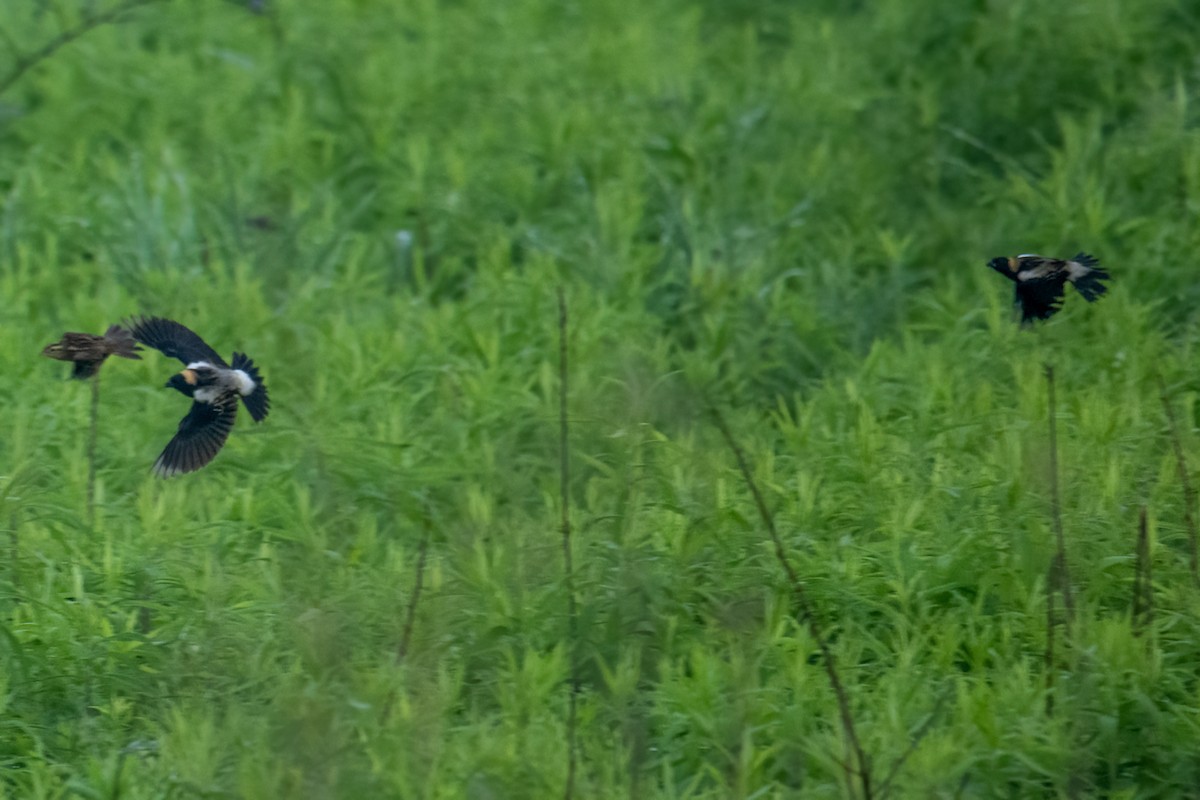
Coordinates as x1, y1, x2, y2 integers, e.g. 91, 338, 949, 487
42, 324, 142, 379
127, 316, 270, 477
986, 252, 1111, 323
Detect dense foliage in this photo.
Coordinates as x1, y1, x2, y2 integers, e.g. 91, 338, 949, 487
3, 0, 1200, 796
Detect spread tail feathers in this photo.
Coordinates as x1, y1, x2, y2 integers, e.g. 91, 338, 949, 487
103, 325, 143, 360
1069, 253, 1110, 302
1071, 251, 1100, 269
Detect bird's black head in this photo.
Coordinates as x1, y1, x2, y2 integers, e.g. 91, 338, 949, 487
987, 256, 1014, 274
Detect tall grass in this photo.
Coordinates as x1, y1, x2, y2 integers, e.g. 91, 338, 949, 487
709, 400, 871, 798
3, 0, 1200, 797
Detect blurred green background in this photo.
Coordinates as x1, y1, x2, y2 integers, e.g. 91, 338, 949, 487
2, 0, 1200, 797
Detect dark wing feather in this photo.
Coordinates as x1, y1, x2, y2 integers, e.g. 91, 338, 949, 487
153, 394, 238, 477
128, 316, 227, 367
231, 351, 270, 422
71, 360, 102, 380
1014, 276, 1066, 323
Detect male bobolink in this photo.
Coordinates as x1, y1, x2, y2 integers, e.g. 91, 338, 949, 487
42, 325, 142, 379
127, 316, 270, 477
986, 252, 1111, 323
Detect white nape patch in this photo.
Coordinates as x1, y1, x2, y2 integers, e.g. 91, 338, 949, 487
231, 369, 256, 396
195, 387, 220, 403
186, 361, 212, 370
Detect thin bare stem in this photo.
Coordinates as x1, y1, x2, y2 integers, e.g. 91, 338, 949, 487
0, 0, 165, 99
709, 402, 871, 800
1044, 364, 1074, 622
135, 569, 153, 634
87, 372, 99, 529
559, 287, 579, 800
396, 523, 430, 662
1044, 555, 1058, 717
8, 511, 18, 594
1155, 373, 1199, 587
378, 516, 433, 726
1133, 506, 1153, 636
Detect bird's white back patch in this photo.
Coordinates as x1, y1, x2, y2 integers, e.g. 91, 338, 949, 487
195, 387, 220, 403
186, 361, 212, 370
231, 369, 256, 396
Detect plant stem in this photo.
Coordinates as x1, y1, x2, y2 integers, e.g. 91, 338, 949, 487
1044, 364, 1074, 622
87, 372, 100, 529
1155, 373, 1199, 587
559, 287, 579, 800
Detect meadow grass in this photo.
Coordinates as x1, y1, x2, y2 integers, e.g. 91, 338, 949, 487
3, 0, 1200, 797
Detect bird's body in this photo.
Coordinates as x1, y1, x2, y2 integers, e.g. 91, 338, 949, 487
41, 325, 142, 379
986, 252, 1110, 323
127, 316, 269, 477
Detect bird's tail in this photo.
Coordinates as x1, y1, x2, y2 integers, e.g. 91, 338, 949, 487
232, 351, 271, 422
1069, 253, 1111, 302
104, 325, 143, 360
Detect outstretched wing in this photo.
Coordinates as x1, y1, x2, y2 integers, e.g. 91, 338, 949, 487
128, 316, 227, 367
71, 360, 102, 380
153, 393, 239, 477
1014, 276, 1066, 323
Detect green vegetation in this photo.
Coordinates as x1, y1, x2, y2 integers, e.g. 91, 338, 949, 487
3, 0, 1200, 796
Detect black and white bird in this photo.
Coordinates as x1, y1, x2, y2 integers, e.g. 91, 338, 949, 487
986, 252, 1111, 324
127, 316, 270, 477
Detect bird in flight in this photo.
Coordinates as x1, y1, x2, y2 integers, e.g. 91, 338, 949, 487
986, 252, 1111, 324
127, 316, 270, 477
42, 324, 142, 379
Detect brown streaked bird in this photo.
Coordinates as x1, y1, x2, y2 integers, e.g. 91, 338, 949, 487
127, 316, 270, 478
986, 252, 1111, 324
41, 324, 142, 379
